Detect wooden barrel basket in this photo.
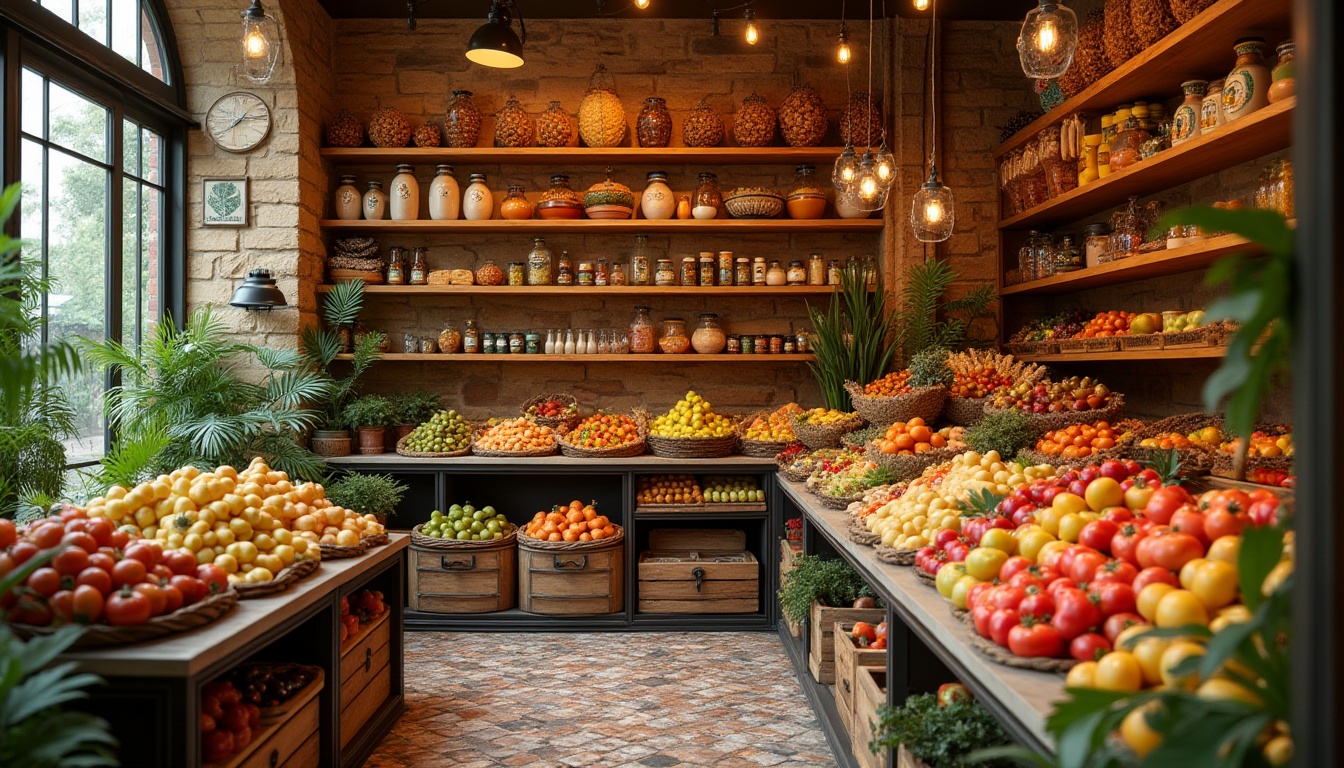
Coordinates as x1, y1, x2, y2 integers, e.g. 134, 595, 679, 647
408, 526, 517, 613
517, 528, 625, 616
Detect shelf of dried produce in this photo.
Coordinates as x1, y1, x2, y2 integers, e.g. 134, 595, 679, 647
334, 353, 815, 363
318, 284, 846, 296
319, 218, 884, 234
998, 234, 1257, 295
320, 146, 853, 166
1015, 346, 1227, 363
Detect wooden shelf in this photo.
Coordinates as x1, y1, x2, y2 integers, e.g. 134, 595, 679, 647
1000, 98, 1294, 229
328, 454, 779, 469
320, 146, 851, 166
999, 234, 1256, 295
319, 283, 842, 296
319, 218, 882, 234
1016, 346, 1227, 363
996, 0, 1292, 158
339, 353, 814, 363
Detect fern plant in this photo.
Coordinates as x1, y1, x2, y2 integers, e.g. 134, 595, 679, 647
299, 280, 383, 431
394, 389, 442, 426
807, 265, 900, 410
895, 259, 996, 366
908, 347, 954, 388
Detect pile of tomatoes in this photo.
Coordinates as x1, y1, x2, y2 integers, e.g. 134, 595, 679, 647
850, 620, 888, 649
0, 505, 227, 628
527, 398, 577, 420
201, 678, 261, 763
1034, 421, 1125, 459
340, 589, 387, 644
1079, 310, 1136, 338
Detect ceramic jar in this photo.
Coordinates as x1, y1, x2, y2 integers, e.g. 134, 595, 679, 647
444, 90, 482, 148
640, 171, 676, 220
428, 165, 460, 221
462, 173, 493, 221
1171, 80, 1206, 146
786, 164, 827, 220
334, 175, 361, 220
362, 181, 386, 220
1201, 79, 1227, 134
500, 185, 533, 220
636, 97, 673, 148
1222, 38, 1271, 123
390, 164, 419, 221
1269, 40, 1295, 104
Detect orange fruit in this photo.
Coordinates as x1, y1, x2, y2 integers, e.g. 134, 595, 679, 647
909, 425, 932, 443
895, 434, 915, 451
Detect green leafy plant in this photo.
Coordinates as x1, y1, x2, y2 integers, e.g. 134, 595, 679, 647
0, 547, 118, 767
966, 409, 1037, 458
79, 307, 330, 484
777, 555, 879, 624
326, 472, 408, 520
393, 389, 442, 426
909, 346, 954, 388
807, 265, 899, 411
299, 280, 383, 431
871, 693, 1012, 767
894, 259, 996, 366
343, 394, 397, 429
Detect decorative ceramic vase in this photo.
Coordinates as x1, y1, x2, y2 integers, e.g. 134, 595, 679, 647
640, 171, 676, 220
462, 173, 493, 221
1268, 40, 1295, 104
334, 174, 361, 220
1200, 79, 1227, 134
428, 165, 460, 221
1221, 38, 1271, 123
1171, 80, 1207, 146
361, 181, 386, 221
389, 164, 419, 221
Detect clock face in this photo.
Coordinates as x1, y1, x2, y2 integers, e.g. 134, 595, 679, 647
206, 91, 272, 153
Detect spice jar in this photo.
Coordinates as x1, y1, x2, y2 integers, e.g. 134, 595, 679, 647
403, 333, 419, 354
659, 319, 690, 354
444, 90, 482, 148
462, 319, 480, 353
1108, 115, 1150, 174
726, 335, 741, 354
740, 335, 755, 354
1054, 235, 1083, 273
438, 325, 462, 354
1084, 222, 1111, 268
390, 164, 419, 221
362, 181, 386, 220
385, 246, 406, 285
1201, 79, 1227, 134
507, 262, 525, 286
655, 258, 676, 286
631, 234, 653, 285
787, 260, 807, 285
783, 337, 796, 353
795, 330, 809, 353
752, 257, 767, 285
500, 184, 533, 220
808, 254, 825, 285
537, 174, 583, 220
1223, 38, 1271, 123
766, 260, 787, 286
334, 175, 361, 220
769, 336, 784, 354
1269, 40, 1295, 104
462, 173, 493, 221
698, 253, 715, 286
481, 332, 496, 354
419, 336, 437, 354
595, 258, 609, 286
676, 195, 692, 219
691, 313, 726, 354
827, 259, 843, 285
692, 173, 722, 220
786, 164, 827, 220
630, 306, 655, 353
718, 251, 734, 286
524, 333, 541, 354
526, 238, 553, 285
755, 334, 771, 353
577, 262, 595, 286
680, 256, 698, 286
735, 257, 751, 286
409, 246, 429, 285
556, 251, 574, 285
508, 332, 525, 354
610, 262, 628, 286
640, 171, 676, 220
636, 97, 673, 148
1172, 80, 1206, 146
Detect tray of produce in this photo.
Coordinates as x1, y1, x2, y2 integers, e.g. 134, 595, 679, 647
520, 500, 622, 548
200, 678, 265, 766
472, 417, 559, 457
944, 349, 1048, 427
646, 391, 739, 458
984, 376, 1124, 432
792, 407, 867, 450
521, 393, 580, 431
865, 419, 968, 481
412, 502, 516, 548
559, 411, 648, 458
396, 409, 473, 457
738, 404, 803, 457
228, 663, 324, 719
1021, 419, 1140, 469
340, 589, 389, 648
635, 475, 768, 512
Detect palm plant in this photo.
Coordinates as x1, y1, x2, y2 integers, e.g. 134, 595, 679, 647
807, 265, 900, 411
299, 280, 383, 431
894, 259, 996, 366
80, 307, 330, 484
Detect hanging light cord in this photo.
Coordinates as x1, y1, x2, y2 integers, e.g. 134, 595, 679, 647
927, 0, 938, 174
866, 0, 875, 148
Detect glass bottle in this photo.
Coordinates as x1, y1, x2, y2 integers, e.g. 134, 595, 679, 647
636, 97, 673, 148
629, 306, 656, 353
362, 181, 386, 220
786, 163, 827, 220
506, 262, 525, 286
462, 173, 493, 221
1108, 116, 1150, 174
334, 174, 361, 220
390, 164, 419, 221
1084, 222, 1111, 267
595, 257, 609, 286
385, 246, 406, 285
1054, 235, 1082, 273
1018, 232, 1039, 280
808, 253, 825, 285
827, 259, 843, 285
658, 319, 691, 354
692, 172, 722, 220
526, 238, 553, 285
1222, 38, 1271, 123
444, 89, 482, 148
409, 246, 429, 285
500, 184, 533, 220
631, 234, 652, 285
544, 329, 556, 355
691, 313, 726, 354
610, 262, 628, 286
428, 165, 460, 220
676, 195, 692, 220
766, 259, 787, 286
556, 251, 574, 285
1172, 81, 1206, 147
584, 330, 598, 355
563, 329, 577, 355
1268, 41, 1296, 104
787, 260, 807, 285
462, 319, 480, 353
1201, 80, 1227, 134
1096, 114, 1114, 179
752, 256, 767, 285
640, 171, 676, 220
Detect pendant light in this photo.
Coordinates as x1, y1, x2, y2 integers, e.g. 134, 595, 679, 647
743, 9, 759, 45
833, 145, 861, 188
635, 0, 650, 7
230, 269, 287, 311
837, 24, 852, 64
466, 1, 527, 69
240, 0, 280, 84
911, 0, 954, 242
833, 0, 892, 209
1017, 1, 1078, 78
914, 0, 929, 9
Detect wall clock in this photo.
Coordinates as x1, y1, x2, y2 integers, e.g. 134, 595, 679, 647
206, 91, 272, 153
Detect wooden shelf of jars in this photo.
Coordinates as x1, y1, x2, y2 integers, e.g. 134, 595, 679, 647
318, 218, 883, 234
334, 353, 815, 363
999, 97, 1294, 230
998, 233, 1257, 295
317, 284, 844, 296
319, 146, 851, 166
995, 0, 1292, 157
1015, 346, 1227, 363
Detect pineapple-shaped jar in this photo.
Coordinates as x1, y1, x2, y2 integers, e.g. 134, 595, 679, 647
578, 63, 627, 148
733, 93, 777, 147
494, 96, 536, 148
682, 100, 725, 148
367, 107, 411, 148
444, 90, 482, 148
536, 100, 577, 147
839, 92, 884, 148
778, 84, 828, 147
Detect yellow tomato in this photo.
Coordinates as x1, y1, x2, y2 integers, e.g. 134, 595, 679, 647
979, 528, 1017, 554
1120, 703, 1164, 758
1018, 530, 1056, 562
1137, 583, 1177, 623
183, 533, 204, 553
1115, 622, 1154, 652
1188, 559, 1239, 611
214, 553, 239, 574
273, 544, 296, 565
1094, 651, 1144, 692
245, 567, 273, 584
1052, 492, 1090, 516
936, 563, 969, 599
1037, 540, 1070, 568
1262, 560, 1293, 597
1179, 558, 1208, 589
1159, 641, 1206, 691
1263, 735, 1293, 766
254, 554, 283, 575
1210, 605, 1253, 633
134, 506, 157, 530
1057, 513, 1088, 543
195, 548, 215, 565
1197, 678, 1263, 706
1131, 636, 1172, 687
951, 575, 981, 610
229, 518, 253, 541
1036, 507, 1063, 536
1155, 589, 1211, 629
1207, 535, 1241, 565
215, 526, 236, 547
1065, 661, 1098, 688
234, 541, 259, 564
965, 548, 1008, 581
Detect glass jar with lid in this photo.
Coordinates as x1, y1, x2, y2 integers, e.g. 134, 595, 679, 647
1033, 234, 1057, 279
409, 246, 429, 285
631, 233, 653, 285
691, 313, 726, 354
655, 258, 676, 286
386, 246, 406, 285
735, 257, 751, 286
679, 256, 697, 286
636, 97, 673, 148
1054, 235, 1083, 273
1268, 40, 1296, 104
526, 238, 553, 285
1017, 233, 1039, 281
1039, 126, 1075, 199
752, 257, 767, 285
462, 319, 480, 353
698, 253, 715, 286
786, 164, 827, 220
630, 306, 656, 353
808, 254, 825, 285
595, 258, 610, 286
610, 262, 628, 286
692, 173, 722, 220
787, 260, 807, 285
766, 260, 787, 286
658, 319, 691, 354
1084, 222, 1112, 267
507, 262, 525, 286
1108, 116, 1150, 174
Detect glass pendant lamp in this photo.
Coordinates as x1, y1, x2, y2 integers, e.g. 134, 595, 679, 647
241, 0, 280, 84
833, 145, 861, 190
1017, 1, 1078, 79
911, 166, 955, 242
853, 150, 889, 212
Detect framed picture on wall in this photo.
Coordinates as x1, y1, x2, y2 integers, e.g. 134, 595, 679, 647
202, 177, 249, 226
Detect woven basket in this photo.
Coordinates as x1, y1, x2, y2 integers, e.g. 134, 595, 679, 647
396, 434, 471, 458
914, 568, 938, 586
736, 410, 798, 458
472, 441, 559, 458
985, 394, 1126, 435
1133, 412, 1220, 474
1170, 0, 1217, 22
363, 533, 390, 548
1161, 326, 1212, 349
1104, 0, 1143, 68
412, 523, 518, 550
875, 545, 915, 566
846, 383, 946, 427
792, 412, 867, 450
234, 558, 320, 599
558, 412, 649, 458
8, 588, 239, 648
943, 396, 990, 427
1083, 336, 1122, 354
965, 615, 1076, 673
319, 541, 368, 559
1120, 333, 1165, 352
1021, 429, 1139, 470
816, 491, 865, 510
846, 518, 881, 546
865, 444, 961, 483
1057, 338, 1089, 355
647, 432, 739, 459
777, 452, 813, 482
517, 525, 625, 550
1210, 451, 1294, 481
521, 393, 581, 432
1006, 340, 1058, 357
841, 424, 887, 451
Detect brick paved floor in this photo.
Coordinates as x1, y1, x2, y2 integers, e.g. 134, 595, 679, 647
365, 631, 837, 767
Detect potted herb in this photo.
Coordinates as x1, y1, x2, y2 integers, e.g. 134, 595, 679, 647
870, 692, 1011, 768
393, 389, 442, 439
778, 555, 882, 683
300, 279, 383, 457
343, 395, 396, 455
326, 472, 408, 525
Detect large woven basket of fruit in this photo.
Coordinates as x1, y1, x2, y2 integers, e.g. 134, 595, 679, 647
233, 558, 321, 598
737, 404, 803, 457
1208, 424, 1294, 481
521, 393, 581, 432
944, 349, 1048, 428
775, 444, 812, 480
1135, 412, 1224, 473
1020, 419, 1141, 470
647, 391, 740, 458
397, 409, 473, 457
792, 407, 866, 450
472, 417, 559, 458
519, 501, 624, 550
10, 587, 241, 648
845, 378, 946, 427
559, 411, 648, 458
984, 377, 1125, 434
864, 420, 967, 482
412, 503, 516, 551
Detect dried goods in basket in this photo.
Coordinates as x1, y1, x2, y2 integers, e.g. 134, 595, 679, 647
792, 409, 866, 450
233, 558, 320, 599
472, 418, 560, 458
8, 588, 239, 648
845, 382, 947, 426
559, 411, 649, 458
520, 393, 581, 430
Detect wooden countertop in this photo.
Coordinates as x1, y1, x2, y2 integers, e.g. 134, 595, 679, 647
326, 454, 779, 470
778, 480, 1059, 753
60, 535, 409, 679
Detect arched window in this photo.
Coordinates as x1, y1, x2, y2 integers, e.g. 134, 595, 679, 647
2, 0, 189, 468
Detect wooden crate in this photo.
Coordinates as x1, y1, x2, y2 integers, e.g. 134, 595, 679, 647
897, 745, 931, 768
833, 622, 887, 737
808, 602, 885, 684
214, 671, 323, 768
518, 538, 623, 615
339, 610, 391, 749
638, 529, 759, 614
780, 539, 804, 637
407, 541, 516, 613
854, 667, 888, 768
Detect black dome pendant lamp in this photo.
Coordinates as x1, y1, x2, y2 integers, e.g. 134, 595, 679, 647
229, 269, 287, 311
466, 1, 526, 69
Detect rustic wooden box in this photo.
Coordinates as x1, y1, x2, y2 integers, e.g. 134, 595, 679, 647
780, 538, 804, 637
638, 529, 759, 614
808, 602, 885, 684
407, 541, 516, 614
854, 667, 888, 768
833, 622, 887, 738
339, 611, 391, 750
518, 538, 624, 615
221, 670, 323, 768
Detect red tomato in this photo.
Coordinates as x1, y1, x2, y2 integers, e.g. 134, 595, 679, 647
52, 546, 90, 577
75, 566, 114, 595
151, 564, 173, 581
1103, 612, 1147, 643
1091, 559, 1138, 586
944, 539, 971, 563
108, 529, 131, 549
105, 586, 152, 626
221, 704, 250, 732
171, 575, 206, 606
874, 622, 887, 640
88, 552, 117, 572
1110, 524, 1146, 565
26, 566, 62, 598
998, 556, 1035, 583
1201, 489, 1251, 516
1102, 506, 1135, 524
201, 730, 234, 763
984, 585, 1026, 611
1019, 588, 1055, 621
1051, 588, 1102, 640
989, 609, 1021, 647
49, 589, 75, 623
1070, 632, 1112, 662
164, 551, 198, 577
1057, 545, 1099, 577
112, 558, 147, 588
1078, 520, 1120, 553
124, 543, 160, 567
1204, 509, 1246, 541
133, 583, 168, 616
0, 552, 14, 579
162, 585, 184, 613
9, 593, 54, 626
59, 506, 85, 523
71, 584, 105, 623
1169, 507, 1209, 544
851, 622, 878, 643
1068, 552, 1110, 585
84, 518, 113, 547
29, 523, 63, 549
972, 605, 995, 638
1144, 486, 1194, 525
1132, 566, 1181, 593
197, 565, 228, 595
934, 528, 961, 548
201, 714, 216, 733
966, 581, 995, 611
1135, 528, 1205, 571
1006, 571, 1045, 592
1089, 581, 1137, 616
1008, 621, 1064, 658
60, 531, 98, 555
1247, 497, 1283, 527
231, 727, 252, 752
0, 518, 16, 548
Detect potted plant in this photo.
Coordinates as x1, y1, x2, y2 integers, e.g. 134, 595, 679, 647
343, 395, 396, 455
870, 692, 1011, 768
778, 555, 883, 684
300, 279, 383, 457
326, 472, 408, 525
392, 389, 443, 443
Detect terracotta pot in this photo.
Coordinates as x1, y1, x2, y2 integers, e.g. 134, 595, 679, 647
387, 425, 413, 451
395, 424, 415, 440
311, 429, 352, 457
357, 426, 387, 455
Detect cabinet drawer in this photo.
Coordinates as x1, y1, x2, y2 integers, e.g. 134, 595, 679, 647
340, 612, 391, 687
281, 730, 320, 768
341, 629, 391, 706
238, 695, 319, 768
340, 658, 390, 749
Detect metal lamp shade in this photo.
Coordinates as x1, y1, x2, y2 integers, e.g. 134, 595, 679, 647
466, 7, 525, 69
230, 269, 287, 310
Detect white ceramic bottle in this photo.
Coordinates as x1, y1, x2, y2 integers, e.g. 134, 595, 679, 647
389, 164, 419, 221
640, 171, 676, 220
334, 174, 361, 220
428, 164, 460, 220
362, 181, 386, 221
462, 173, 494, 221
562, 329, 577, 355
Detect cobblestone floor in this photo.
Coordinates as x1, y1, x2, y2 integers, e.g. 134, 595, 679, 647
365, 631, 836, 767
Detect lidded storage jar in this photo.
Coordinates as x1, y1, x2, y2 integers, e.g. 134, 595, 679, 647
733, 93, 777, 147
1222, 38, 1271, 123
334, 175, 361, 220
494, 96, 536, 148
658, 319, 691, 354
500, 184, 533, 220
786, 164, 827, 220
691, 313, 726, 354
536, 174, 583, 220
1268, 40, 1295, 103
630, 305, 656, 353
1171, 80, 1206, 146
692, 173, 722, 220
682, 100, 726, 148
444, 90, 482, 148
462, 173, 494, 221
536, 100, 577, 147
428, 165, 460, 220
637, 97, 673, 148
640, 171, 676, 220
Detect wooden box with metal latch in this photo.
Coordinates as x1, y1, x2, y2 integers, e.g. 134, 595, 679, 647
408, 539, 517, 613
637, 529, 759, 614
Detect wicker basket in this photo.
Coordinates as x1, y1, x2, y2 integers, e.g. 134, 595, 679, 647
517, 524, 625, 550
777, 451, 813, 482
792, 412, 866, 450
234, 558, 320, 599
864, 444, 961, 483
1057, 338, 1089, 355
1161, 326, 1213, 349
736, 410, 798, 458
1006, 340, 1058, 357
985, 394, 1126, 435
1119, 333, 1165, 352
815, 491, 866, 510
846, 517, 881, 546
557, 410, 649, 458
363, 533, 390, 548
412, 523, 518, 550
471, 422, 559, 458
964, 614, 1076, 673
396, 433, 472, 458
647, 432, 739, 459
1083, 336, 1122, 354
1021, 427, 1139, 470
875, 545, 915, 566
319, 541, 368, 559
521, 393, 581, 431
841, 424, 887, 451
1132, 413, 1224, 474
8, 588, 239, 648
846, 383, 946, 427
942, 396, 989, 427
328, 268, 384, 284
913, 568, 937, 586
